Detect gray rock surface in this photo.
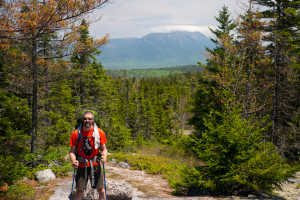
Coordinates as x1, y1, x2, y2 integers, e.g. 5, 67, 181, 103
48, 165, 300, 200
110, 158, 117, 164
117, 161, 130, 168
34, 169, 56, 182
49, 178, 73, 200
106, 178, 133, 200
50, 178, 133, 200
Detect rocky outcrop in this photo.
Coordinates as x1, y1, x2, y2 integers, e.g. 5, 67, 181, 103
69, 178, 133, 200
34, 169, 56, 182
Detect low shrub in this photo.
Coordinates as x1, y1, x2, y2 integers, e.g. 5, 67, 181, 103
0, 155, 25, 185
52, 164, 73, 177
4, 183, 36, 200
24, 165, 49, 180
108, 152, 185, 189
23, 146, 72, 179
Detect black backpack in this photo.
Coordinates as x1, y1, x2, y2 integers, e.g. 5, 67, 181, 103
75, 125, 94, 157
82, 136, 93, 156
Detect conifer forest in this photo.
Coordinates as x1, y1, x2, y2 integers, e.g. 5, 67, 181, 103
0, 0, 299, 198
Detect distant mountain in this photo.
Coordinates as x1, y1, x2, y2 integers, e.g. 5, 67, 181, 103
97, 31, 215, 69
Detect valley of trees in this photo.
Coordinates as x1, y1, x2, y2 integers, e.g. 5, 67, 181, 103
0, 0, 299, 198
107, 64, 203, 78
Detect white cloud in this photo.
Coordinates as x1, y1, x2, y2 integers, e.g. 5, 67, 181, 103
90, 0, 249, 39
150, 25, 217, 37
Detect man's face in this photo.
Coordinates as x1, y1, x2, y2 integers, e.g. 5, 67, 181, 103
82, 114, 94, 129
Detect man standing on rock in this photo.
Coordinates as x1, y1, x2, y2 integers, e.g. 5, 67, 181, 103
69, 111, 108, 200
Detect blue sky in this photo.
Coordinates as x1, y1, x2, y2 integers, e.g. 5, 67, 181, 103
89, 0, 250, 39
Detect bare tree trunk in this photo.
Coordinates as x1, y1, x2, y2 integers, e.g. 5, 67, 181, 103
31, 38, 38, 167
272, 61, 279, 146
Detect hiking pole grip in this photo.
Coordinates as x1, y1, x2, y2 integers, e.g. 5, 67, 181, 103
103, 163, 108, 200
69, 169, 76, 200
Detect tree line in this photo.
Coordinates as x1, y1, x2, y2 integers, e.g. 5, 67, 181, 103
0, 0, 299, 196
107, 64, 202, 79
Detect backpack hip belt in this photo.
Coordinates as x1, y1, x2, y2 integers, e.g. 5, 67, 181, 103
77, 154, 100, 189
77, 154, 99, 164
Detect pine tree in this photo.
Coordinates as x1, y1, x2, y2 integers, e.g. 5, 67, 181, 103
207, 5, 236, 72
0, 91, 31, 156
252, 0, 300, 160
191, 6, 236, 135
235, 5, 272, 120
71, 19, 108, 109
40, 81, 76, 146
183, 93, 297, 195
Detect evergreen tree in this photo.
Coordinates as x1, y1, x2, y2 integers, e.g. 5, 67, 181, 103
182, 94, 297, 195
235, 5, 272, 120
71, 19, 108, 109
0, 91, 31, 156
191, 6, 236, 135
40, 79, 76, 147
207, 5, 236, 72
252, 0, 300, 160
139, 97, 156, 140
87, 61, 116, 116
184, 1, 299, 195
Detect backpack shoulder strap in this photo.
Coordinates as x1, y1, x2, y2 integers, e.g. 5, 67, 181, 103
75, 125, 82, 157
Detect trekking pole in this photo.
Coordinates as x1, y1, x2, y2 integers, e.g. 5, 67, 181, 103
103, 163, 108, 200
69, 169, 76, 200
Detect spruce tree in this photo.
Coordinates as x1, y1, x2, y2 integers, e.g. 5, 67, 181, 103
191, 6, 236, 135
207, 5, 236, 72
71, 19, 108, 109
235, 6, 272, 120
183, 94, 297, 195
252, 0, 300, 160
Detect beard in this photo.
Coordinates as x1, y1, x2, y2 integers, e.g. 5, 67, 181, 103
83, 121, 92, 128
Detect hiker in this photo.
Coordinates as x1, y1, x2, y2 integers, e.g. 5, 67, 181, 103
69, 111, 108, 200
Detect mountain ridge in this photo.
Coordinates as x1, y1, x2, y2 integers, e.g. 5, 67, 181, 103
97, 31, 215, 69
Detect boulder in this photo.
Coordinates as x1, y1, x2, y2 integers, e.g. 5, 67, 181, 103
110, 158, 117, 164
117, 162, 130, 168
34, 169, 56, 182
74, 179, 133, 200
106, 178, 133, 200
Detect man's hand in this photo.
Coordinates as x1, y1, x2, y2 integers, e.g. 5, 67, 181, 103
70, 146, 78, 168
72, 160, 79, 168
100, 156, 107, 164
100, 144, 108, 164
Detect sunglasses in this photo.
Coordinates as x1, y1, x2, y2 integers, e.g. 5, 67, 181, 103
83, 118, 93, 121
